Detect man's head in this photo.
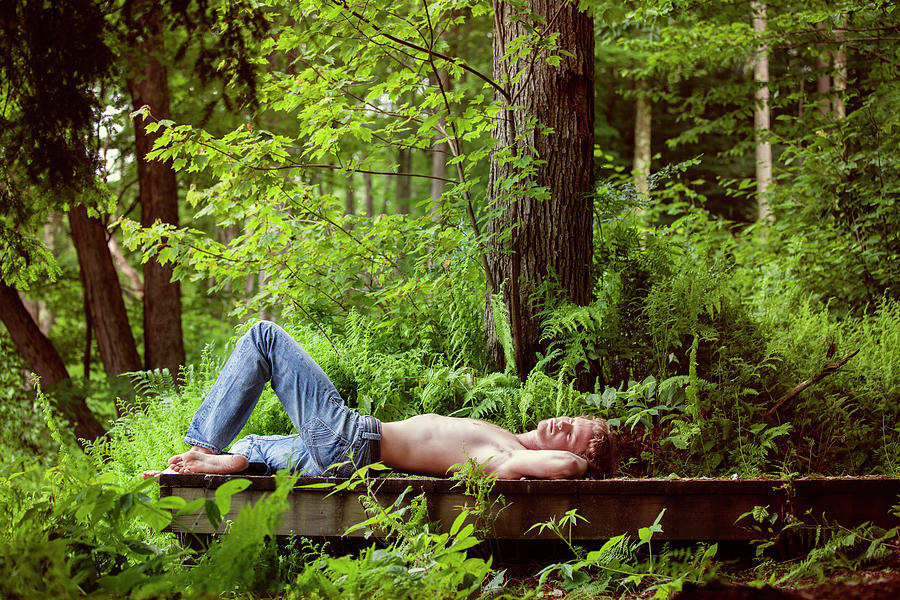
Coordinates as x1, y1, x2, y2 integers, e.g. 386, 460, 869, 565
533, 416, 617, 478
578, 416, 617, 478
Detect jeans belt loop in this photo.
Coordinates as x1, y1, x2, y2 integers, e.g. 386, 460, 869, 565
360, 415, 382, 464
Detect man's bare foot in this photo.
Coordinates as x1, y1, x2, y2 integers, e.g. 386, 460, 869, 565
142, 446, 221, 479
167, 450, 249, 475
142, 466, 177, 479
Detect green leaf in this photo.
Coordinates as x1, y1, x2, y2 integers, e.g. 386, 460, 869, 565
214, 478, 252, 516
449, 510, 469, 537
205, 499, 222, 530
176, 497, 206, 516
155, 496, 187, 511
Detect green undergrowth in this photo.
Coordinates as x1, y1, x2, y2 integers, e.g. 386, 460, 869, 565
84, 271, 900, 483
5, 408, 899, 599
6, 184, 900, 598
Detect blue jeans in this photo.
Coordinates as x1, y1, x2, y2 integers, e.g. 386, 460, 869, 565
184, 321, 381, 477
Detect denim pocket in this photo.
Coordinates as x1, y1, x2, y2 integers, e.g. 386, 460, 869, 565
301, 418, 353, 476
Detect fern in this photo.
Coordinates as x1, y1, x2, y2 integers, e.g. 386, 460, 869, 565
125, 368, 178, 398
540, 301, 606, 374
177, 471, 297, 593
490, 289, 516, 375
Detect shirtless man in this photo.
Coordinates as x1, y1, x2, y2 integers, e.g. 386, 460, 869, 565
143, 321, 616, 480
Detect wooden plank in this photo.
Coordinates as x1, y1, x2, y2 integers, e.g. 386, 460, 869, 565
159, 475, 900, 541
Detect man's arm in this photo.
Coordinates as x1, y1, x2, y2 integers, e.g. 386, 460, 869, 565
487, 449, 588, 480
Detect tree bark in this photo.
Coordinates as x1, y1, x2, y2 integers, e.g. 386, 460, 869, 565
127, 0, 185, 379
0, 281, 106, 443
107, 233, 143, 300
429, 142, 447, 213
816, 22, 831, 116
364, 172, 374, 217
68, 204, 142, 378
345, 172, 355, 214
633, 79, 651, 198
752, 2, 774, 225
397, 147, 412, 215
429, 66, 451, 215
487, 0, 595, 379
832, 19, 847, 118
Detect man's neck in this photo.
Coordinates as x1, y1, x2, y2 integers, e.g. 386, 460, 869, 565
516, 430, 539, 450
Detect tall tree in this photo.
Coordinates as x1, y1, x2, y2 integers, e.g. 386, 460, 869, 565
832, 20, 847, 118
633, 79, 652, 197
429, 62, 452, 210
0, 282, 106, 443
486, 0, 595, 378
752, 1, 773, 224
126, 0, 186, 378
816, 22, 832, 115
397, 148, 413, 214
0, 0, 121, 438
68, 204, 143, 379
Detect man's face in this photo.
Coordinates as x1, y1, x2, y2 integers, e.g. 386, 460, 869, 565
534, 417, 593, 454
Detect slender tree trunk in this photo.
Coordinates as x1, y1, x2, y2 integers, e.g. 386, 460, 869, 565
429, 66, 451, 215
345, 173, 355, 214
22, 298, 51, 336
364, 172, 374, 217
0, 281, 106, 443
633, 79, 651, 198
107, 234, 143, 300
127, 0, 185, 379
833, 19, 847, 118
816, 23, 831, 116
487, 0, 595, 379
752, 1, 773, 224
429, 142, 447, 213
258, 268, 272, 321
68, 204, 142, 378
397, 147, 412, 215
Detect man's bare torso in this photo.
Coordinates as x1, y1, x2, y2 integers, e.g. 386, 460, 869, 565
380, 413, 528, 476
146, 413, 594, 481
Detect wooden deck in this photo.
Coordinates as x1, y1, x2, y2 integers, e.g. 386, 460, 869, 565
159, 475, 900, 541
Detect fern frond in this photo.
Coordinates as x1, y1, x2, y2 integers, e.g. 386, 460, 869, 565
490, 289, 516, 376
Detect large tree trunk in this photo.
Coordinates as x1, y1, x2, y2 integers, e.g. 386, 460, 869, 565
486, 0, 595, 379
127, 0, 185, 379
68, 204, 142, 378
0, 281, 106, 444
752, 1, 773, 224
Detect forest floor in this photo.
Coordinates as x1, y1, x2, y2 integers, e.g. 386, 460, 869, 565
671, 566, 900, 600
504, 545, 900, 599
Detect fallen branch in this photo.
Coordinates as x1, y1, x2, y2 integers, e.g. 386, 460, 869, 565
767, 348, 861, 416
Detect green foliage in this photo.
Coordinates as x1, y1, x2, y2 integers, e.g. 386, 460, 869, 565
1, 386, 297, 597
766, 86, 900, 313
739, 503, 900, 587
0, 334, 58, 467
84, 360, 218, 481
4, 0, 900, 595
532, 508, 719, 599
450, 457, 508, 538
292, 476, 496, 599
